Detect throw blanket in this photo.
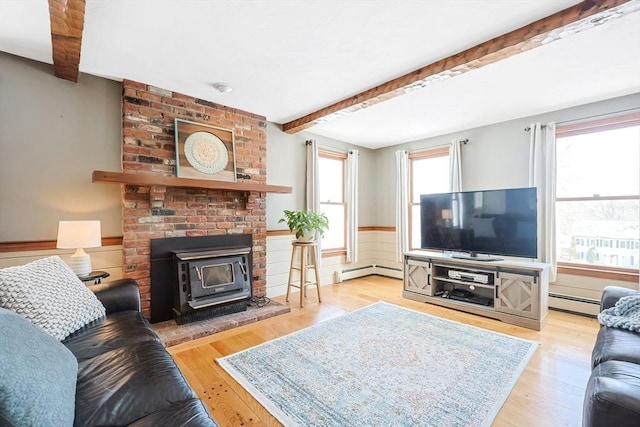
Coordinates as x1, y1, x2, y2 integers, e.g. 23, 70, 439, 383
598, 294, 640, 333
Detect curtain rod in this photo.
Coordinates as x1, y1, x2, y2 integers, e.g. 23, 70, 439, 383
523, 107, 640, 132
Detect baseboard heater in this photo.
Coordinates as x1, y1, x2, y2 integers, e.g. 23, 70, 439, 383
548, 293, 600, 305
333, 264, 402, 283
548, 292, 600, 318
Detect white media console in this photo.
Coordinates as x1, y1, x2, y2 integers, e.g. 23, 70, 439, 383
403, 251, 549, 330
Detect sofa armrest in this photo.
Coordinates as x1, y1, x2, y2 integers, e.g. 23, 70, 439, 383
601, 286, 640, 312
92, 278, 141, 314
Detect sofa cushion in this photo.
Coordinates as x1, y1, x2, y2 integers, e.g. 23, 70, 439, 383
583, 360, 640, 427
591, 326, 640, 368
0, 256, 105, 340
74, 340, 198, 426
63, 311, 159, 361
127, 398, 218, 426
0, 308, 77, 427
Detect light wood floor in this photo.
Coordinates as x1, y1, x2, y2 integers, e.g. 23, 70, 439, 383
168, 276, 599, 427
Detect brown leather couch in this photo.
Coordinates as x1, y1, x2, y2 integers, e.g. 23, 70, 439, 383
63, 278, 217, 426
583, 286, 640, 426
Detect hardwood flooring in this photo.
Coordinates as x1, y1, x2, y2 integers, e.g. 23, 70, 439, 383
167, 276, 599, 426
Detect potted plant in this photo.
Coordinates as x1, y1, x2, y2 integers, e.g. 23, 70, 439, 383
278, 209, 329, 241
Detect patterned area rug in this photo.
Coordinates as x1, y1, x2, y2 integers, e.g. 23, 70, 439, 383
217, 302, 537, 427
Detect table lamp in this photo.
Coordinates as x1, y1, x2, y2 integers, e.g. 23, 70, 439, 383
56, 220, 102, 277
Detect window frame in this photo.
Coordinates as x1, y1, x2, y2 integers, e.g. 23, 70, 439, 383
555, 110, 640, 283
408, 146, 450, 250
318, 148, 347, 257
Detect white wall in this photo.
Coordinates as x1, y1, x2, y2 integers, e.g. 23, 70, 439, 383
0, 53, 123, 241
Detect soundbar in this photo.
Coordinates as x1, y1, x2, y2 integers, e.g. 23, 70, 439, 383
447, 270, 491, 284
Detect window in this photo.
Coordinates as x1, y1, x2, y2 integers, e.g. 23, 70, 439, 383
318, 149, 346, 251
409, 147, 450, 249
555, 112, 640, 274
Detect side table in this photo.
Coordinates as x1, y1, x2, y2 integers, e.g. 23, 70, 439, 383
79, 271, 110, 285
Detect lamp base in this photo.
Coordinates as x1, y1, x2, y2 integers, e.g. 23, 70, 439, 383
69, 248, 92, 277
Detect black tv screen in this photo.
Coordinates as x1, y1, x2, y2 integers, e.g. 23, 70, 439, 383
420, 187, 537, 259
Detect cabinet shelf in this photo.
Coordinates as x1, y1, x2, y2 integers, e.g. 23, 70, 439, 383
432, 276, 495, 290
92, 171, 292, 194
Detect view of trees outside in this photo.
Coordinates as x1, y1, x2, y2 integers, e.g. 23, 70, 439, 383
555, 125, 640, 269
318, 155, 346, 250
411, 155, 450, 248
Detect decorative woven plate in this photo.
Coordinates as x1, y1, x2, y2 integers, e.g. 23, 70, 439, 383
184, 131, 229, 174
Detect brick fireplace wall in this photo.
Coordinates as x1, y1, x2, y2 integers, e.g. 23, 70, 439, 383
121, 80, 267, 317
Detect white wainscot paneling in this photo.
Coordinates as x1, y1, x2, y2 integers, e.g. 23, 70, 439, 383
266, 230, 403, 298
0, 246, 124, 282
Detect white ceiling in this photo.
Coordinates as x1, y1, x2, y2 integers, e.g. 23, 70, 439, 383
1, 0, 639, 149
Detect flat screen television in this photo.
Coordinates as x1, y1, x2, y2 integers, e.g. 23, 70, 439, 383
420, 187, 537, 260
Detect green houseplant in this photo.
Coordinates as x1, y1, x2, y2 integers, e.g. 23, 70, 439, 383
278, 209, 329, 241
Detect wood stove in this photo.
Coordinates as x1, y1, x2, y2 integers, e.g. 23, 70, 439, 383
173, 246, 251, 324
150, 235, 254, 324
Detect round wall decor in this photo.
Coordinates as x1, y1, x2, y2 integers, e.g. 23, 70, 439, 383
183, 131, 229, 175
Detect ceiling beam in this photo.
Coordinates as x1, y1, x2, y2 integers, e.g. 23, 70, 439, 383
48, 0, 86, 82
282, 0, 637, 134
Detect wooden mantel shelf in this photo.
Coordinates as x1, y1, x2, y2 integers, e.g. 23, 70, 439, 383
92, 171, 292, 194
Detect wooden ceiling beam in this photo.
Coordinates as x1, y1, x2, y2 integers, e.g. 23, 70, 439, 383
282, 0, 637, 134
48, 0, 86, 82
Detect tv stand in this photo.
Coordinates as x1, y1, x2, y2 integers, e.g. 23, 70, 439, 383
403, 251, 549, 330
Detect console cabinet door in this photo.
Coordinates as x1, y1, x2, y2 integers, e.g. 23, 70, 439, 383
495, 271, 539, 320
404, 258, 434, 296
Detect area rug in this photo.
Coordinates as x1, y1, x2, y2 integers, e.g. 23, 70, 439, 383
217, 301, 537, 427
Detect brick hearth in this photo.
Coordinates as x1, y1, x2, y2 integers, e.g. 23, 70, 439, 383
120, 80, 268, 318
153, 301, 291, 347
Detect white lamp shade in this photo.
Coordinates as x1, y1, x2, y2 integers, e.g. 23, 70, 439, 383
56, 221, 102, 249
441, 209, 453, 220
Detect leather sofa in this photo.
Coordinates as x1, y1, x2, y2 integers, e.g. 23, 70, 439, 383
583, 286, 640, 426
63, 278, 218, 426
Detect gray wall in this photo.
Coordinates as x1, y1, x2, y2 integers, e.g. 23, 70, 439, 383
2, 50, 638, 243
373, 92, 640, 226
266, 123, 376, 229
0, 53, 123, 241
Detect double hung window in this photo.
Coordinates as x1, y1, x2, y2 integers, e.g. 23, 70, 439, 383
555, 112, 640, 278
318, 149, 346, 252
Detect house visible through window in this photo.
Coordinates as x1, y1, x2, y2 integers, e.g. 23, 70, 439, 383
409, 147, 450, 249
555, 112, 640, 273
318, 149, 346, 251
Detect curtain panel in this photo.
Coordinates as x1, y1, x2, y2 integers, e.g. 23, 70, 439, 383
346, 150, 359, 263
449, 139, 462, 192
529, 122, 558, 282
395, 150, 409, 262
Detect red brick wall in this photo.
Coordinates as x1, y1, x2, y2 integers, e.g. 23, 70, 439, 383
121, 80, 267, 317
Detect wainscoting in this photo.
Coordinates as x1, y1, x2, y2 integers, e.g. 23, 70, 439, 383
265, 230, 401, 298
0, 230, 402, 300
0, 245, 124, 281
4, 229, 628, 317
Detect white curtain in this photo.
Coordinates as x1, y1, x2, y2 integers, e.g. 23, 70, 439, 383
395, 150, 409, 262
529, 122, 557, 282
305, 140, 321, 264
305, 140, 319, 213
449, 138, 462, 192
346, 150, 359, 263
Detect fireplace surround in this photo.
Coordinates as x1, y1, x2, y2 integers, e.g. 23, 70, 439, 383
118, 80, 272, 319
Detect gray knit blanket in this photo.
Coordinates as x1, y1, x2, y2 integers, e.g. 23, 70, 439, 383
598, 294, 640, 333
